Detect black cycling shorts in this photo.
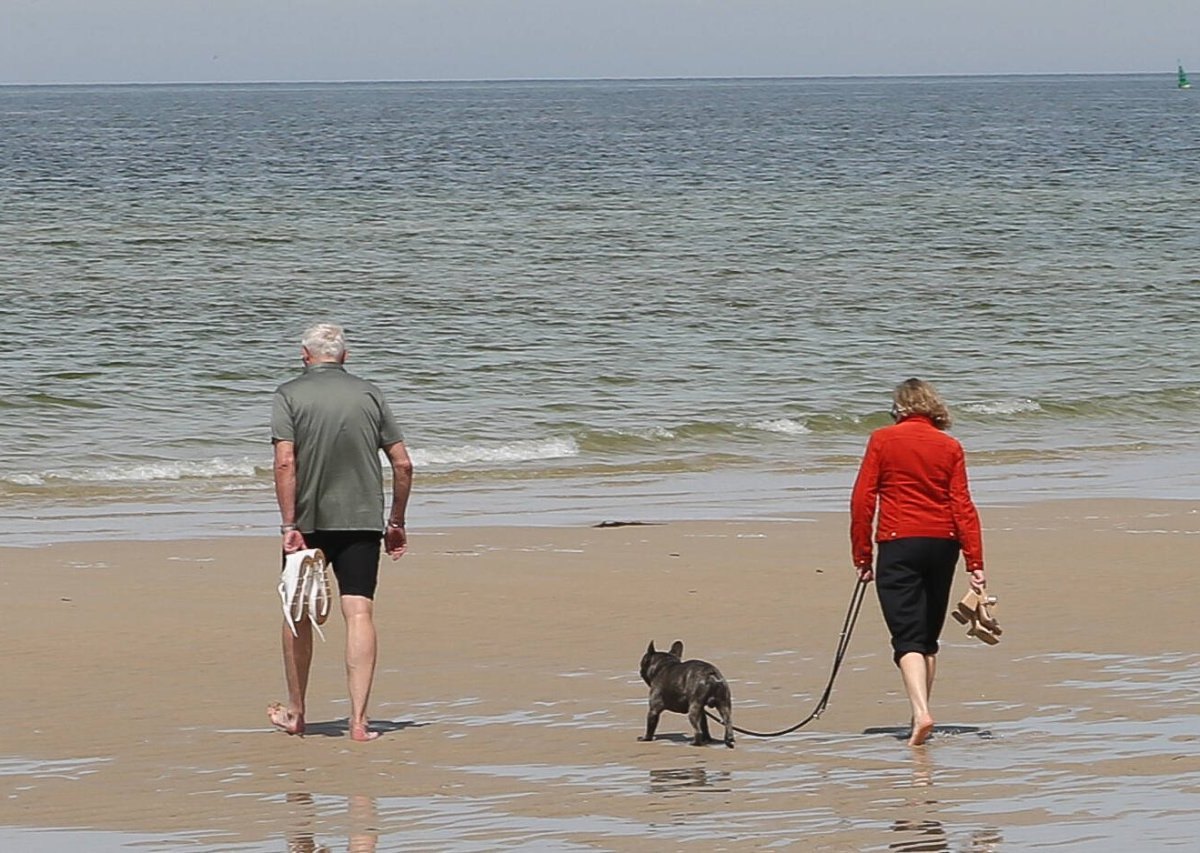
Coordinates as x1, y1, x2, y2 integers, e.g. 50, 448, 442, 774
303, 530, 383, 600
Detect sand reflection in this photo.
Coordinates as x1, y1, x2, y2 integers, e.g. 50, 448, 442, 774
648, 766, 732, 793
909, 746, 934, 789
889, 819, 1002, 852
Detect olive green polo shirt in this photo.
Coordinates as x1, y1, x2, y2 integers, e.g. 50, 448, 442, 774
270, 362, 405, 533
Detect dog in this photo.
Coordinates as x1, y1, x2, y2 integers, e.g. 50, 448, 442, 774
638, 640, 734, 748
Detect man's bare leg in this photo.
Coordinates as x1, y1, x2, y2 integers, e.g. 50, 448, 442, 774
269, 618, 313, 735
898, 652, 934, 746
342, 595, 379, 742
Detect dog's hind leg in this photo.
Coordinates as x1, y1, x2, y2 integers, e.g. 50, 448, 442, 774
710, 683, 735, 748
688, 703, 710, 746
718, 700, 735, 749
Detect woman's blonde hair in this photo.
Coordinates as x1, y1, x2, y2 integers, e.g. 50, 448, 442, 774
892, 378, 952, 430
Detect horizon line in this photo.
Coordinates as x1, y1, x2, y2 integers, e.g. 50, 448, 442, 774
0, 69, 1177, 89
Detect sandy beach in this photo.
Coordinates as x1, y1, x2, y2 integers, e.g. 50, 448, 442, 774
2, 499, 1199, 850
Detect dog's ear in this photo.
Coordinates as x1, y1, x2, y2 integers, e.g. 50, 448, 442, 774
646, 641, 656, 654
669, 640, 684, 657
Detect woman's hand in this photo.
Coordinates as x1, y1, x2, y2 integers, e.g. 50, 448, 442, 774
968, 568, 986, 593
856, 565, 874, 583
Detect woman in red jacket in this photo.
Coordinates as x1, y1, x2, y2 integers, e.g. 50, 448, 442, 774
851, 378, 986, 746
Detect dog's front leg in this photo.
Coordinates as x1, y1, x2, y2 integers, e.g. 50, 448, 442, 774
639, 702, 663, 742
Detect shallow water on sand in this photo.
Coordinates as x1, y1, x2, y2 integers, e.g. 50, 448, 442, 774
3, 652, 1197, 851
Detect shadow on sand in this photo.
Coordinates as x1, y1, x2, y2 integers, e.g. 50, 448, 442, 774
863, 724, 993, 740
300, 718, 428, 738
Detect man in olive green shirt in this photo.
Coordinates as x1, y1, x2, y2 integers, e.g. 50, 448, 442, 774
267, 323, 413, 742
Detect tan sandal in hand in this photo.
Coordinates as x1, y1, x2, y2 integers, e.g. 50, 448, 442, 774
976, 595, 1002, 638
952, 589, 982, 626
953, 587, 1002, 645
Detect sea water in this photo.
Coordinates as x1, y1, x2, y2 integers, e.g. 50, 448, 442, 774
2, 75, 1198, 544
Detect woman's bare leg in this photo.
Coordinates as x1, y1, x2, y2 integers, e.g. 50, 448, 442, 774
898, 652, 934, 746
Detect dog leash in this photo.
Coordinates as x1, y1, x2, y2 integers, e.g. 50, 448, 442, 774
710, 577, 869, 738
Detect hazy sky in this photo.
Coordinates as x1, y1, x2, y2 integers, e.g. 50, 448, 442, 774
3, 1, 1197, 85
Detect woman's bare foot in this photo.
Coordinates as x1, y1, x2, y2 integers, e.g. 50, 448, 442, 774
350, 723, 380, 742
908, 713, 934, 746
267, 701, 305, 736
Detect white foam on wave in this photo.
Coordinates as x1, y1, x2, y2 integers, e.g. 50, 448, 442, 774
960, 399, 1043, 416
411, 437, 580, 467
5, 457, 260, 485
4, 473, 45, 486
4, 440, 583, 487
746, 418, 811, 435
630, 426, 676, 440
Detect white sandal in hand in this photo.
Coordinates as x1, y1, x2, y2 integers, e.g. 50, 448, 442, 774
278, 548, 329, 641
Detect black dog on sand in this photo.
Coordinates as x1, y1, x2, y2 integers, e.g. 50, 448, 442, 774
638, 640, 734, 748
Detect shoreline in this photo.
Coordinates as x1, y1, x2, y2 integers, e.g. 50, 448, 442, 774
5, 445, 1200, 548
2, 499, 1198, 848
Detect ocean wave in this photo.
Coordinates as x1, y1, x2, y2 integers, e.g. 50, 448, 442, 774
411, 437, 580, 467
573, 426, 680, 452
744, 418, 812, 435
1039, 386, 1200, 419
604, 426, 678, 441
26, 393, 107, 410
3, 439, 580, 488
803, 413, 876, 433
637, 426, 677, 440
3, 472, 46, 487
47, 371, 103, 381
3, 457, 263, 486
576, 420, 809, 451
959, 398, 1044, 416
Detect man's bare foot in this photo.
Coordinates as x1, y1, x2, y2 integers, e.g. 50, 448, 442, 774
267, 702, 305, 736
350, 723, 380, 742
908, 713, 934, 747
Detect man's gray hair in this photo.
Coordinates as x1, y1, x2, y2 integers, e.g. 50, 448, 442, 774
301, 323, 347, 359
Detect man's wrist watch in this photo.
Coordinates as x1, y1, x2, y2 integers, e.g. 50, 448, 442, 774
387, 521, 405, 529
280, 523, 297, 534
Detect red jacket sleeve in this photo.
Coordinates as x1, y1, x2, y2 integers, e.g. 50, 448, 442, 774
948, 443, 984, 571
849, 434, 880, 568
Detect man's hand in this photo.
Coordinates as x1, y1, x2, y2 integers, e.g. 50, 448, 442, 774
383, 442, 413, 561
856, 565, 874, 583
968, 568, 986, 593
385, 525, 407, 560
282, 529, 306, 554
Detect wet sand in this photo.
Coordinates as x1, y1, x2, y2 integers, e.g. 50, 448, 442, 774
2, 499, 1199, 850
